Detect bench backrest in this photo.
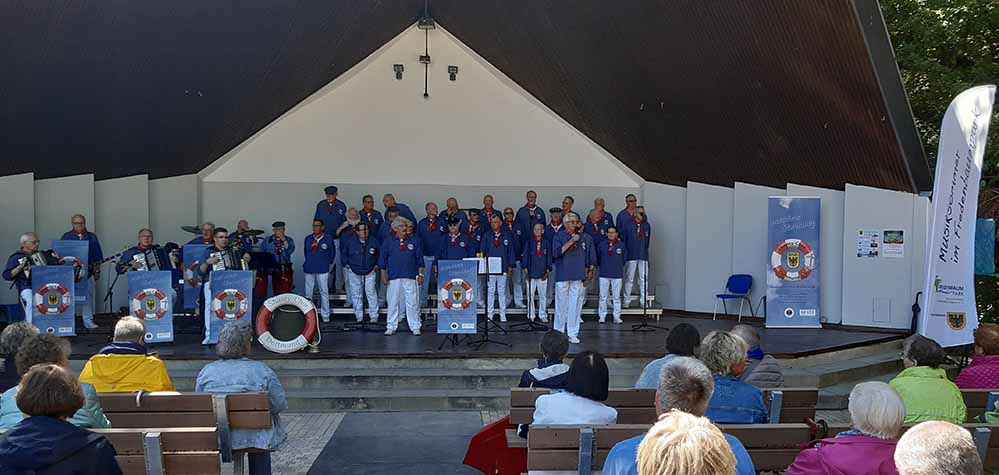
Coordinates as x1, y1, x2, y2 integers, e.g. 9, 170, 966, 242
510, 387, 817, 425
962, 389, 999, 420
98, 392, 272, 429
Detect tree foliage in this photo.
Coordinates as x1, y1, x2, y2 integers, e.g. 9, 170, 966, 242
880, 0, 999, 321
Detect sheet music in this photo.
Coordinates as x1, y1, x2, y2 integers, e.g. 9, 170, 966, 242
487, 257, 502, 274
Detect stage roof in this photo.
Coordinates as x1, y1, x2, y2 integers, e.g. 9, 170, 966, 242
0, 0, 931, 192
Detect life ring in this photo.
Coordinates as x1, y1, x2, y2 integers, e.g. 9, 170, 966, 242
440, 279, 473, 310
58, 257, 84, 282
771, 239, 816, 282
34, 283, 71, 315
185, 262, 201, 287
212, 289, 248, 320
255, 293, 318, 354
131, 288, 169, 319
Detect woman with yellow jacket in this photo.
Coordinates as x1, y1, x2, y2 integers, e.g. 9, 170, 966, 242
889, 335, 966, 425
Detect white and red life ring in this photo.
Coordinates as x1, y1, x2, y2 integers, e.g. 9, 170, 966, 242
255, 293, 318, 354
132, 288, 169, 319
440, 279, 473, 310
212, 289, 248, 320
771, 239, 816, 282
34, 283, 71, 315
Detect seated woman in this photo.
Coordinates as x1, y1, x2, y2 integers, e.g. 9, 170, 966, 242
637, 411, 736, 475
0, 322, 38, 392
196, 321, 287, 475
787, 381, 904, 475
635, 322, 700, 389
890, 335, 966, 425
956, 323, 999, 389
520, 330, 571, 389
700, 331, 768, 424
0, 334, 109, 429
0, 364, 122, 474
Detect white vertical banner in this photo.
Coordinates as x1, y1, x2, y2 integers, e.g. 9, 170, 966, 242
920, 85, 995, 347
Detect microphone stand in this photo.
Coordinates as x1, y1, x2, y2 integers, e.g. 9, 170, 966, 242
104, 268, 122, 315
632, 261, 666, 332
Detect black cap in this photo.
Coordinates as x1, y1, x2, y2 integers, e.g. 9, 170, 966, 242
467, 208, 480, 216
549, 207, 562, 214
272, 221, 286, 228
163, 242, 180, 252
324, 185, 338, 194
386, 206, 400, 214
446, 217, 461, 225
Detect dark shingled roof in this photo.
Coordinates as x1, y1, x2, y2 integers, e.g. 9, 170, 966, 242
0, 0, 930, 192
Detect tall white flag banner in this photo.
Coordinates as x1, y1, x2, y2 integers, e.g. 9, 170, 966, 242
921, 85, 995, 347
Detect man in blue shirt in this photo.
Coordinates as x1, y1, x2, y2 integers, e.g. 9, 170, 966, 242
593, 197, 615, 229
417, 202, 445, 308
187, 222, 215, 246
515, 190, 546, 240
197, 227, 251, 344
480, 214, 516, 322
502, 207, 525, 309
552, 212, 587, 344
314, 186, 347, 295
582, 208, 608, 299
61, 214, 103, 329
377, 217, 424, 336
543, 208, 564, 307
437, 218, 471, 262
465, 209, 486, 307
3, 232, 41, 323
440, 197, 468, 233
480, 195, 500, 226
302, 220, 334, 322
621, 207, 651, 308
342, 222, 380, 324
358, 195, 384, 237
521, 223, 551, 322
260, 222, 295, 297
602, 357, 756, 475
597, 226, 628, 324
382, 194, 417, 225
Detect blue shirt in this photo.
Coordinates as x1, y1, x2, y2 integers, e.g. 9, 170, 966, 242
621, 219, 651, 261
60, 230, 103, 275
515, 205, 546, 238
705, 375, 769, 424
0, 383, 110, 429
437, 233, 472, 262
479, 229, 517, 270
302, 233, 334, 274
502, 222, 524, 262
521, 237, 551, 279
603, 432, 755, 475
342, 235, 379, 276
186, 236, 213, 246
617, 208, 648, 228
195, 359, 287, 450
261, 235, 295, 266
116, 245, 173, 277
359, 209, 384, 237
543, 223, 563, 244
314, 199, 347, 237
384, 202, 417, 225
417, 216, 446, 257
479, 207, 501, 226
2, 252, 31, 292
634, 354, 676, 389
597, 239, 628, 278
464, 224, 485, 251
440, 209, 469, 233
583, 218, 610, 246
377, 235, 423, 280
552, 230, 588, 282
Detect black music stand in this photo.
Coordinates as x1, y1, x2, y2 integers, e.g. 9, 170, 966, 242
632, 265, 666, 332
510, 276, 549, 332
465, 257, 510, 350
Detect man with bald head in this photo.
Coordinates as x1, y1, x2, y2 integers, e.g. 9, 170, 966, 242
481, 195, 500, 225
441, 197, 468, 232
382, 193, 417, 225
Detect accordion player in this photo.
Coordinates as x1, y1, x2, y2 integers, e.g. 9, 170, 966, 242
118, 245, 175, 274
17, 249, 61, 280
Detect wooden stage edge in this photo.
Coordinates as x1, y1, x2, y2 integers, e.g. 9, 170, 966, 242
68, 310, 907, 361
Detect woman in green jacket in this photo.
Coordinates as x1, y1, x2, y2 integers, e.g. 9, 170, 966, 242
889, 335, 966, 425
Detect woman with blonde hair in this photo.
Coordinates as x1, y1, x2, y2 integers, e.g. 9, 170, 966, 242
637, 410, 736, 475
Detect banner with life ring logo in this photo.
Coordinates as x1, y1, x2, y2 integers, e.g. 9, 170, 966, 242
766, 197, 821, 328
51, 240, 89, 308
437, 259, 478, 334
127, 270, 174, 343
204, 270, 253, 344
31, 265, 76, 336
181, 244, 209, 310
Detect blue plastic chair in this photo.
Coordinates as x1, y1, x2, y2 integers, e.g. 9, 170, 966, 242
713, 274, 754, 321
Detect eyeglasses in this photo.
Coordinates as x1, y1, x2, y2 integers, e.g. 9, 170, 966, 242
626, 199, 637, 203
72, 222, 85, 225
503, 212, 514, 215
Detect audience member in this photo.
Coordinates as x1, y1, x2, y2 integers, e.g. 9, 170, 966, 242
196, 322, 286, 475
635, 323, 700, 389
0, 323, 37, 392
787, 381, 904, 475
0, 334, 109, 429
894, 420, 982, 475
730, 324, 783, 388
604, 357, 754, 475
520, 330, 570, 389
636, 410, 736, 475
0, 364, 122, 474
79, 316, 175, 393
956, 322, 999, 389
700, 331, 768, 424
889, 335, 966, 425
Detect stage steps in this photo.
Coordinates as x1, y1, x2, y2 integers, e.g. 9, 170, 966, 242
782, 339, 906, 410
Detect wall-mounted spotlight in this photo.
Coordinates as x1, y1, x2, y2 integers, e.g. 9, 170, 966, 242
417, 15, 436, 30
448, 65, 458, 81
419, 55, 431, 65
393, 64, 404, 80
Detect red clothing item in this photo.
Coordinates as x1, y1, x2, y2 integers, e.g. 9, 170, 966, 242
956, 354, 999, 389
463, 416, 526, 475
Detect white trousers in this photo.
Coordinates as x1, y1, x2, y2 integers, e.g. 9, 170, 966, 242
347, 270, 378, 321
554, 280, 584, 338
386, 278, 420, 332
623, 260, 649, 306
506, 264, 523, 307
599, 277, 623, 322
419, 256, 436, 307
576, 276, 588, 323
486, 273, 508, 319
304, 272, 330, 319
526, 278, 548, 320
19, 289, 33, 324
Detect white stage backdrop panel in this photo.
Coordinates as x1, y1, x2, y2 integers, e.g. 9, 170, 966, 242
787, 184, 845, 324
96, 175, 149, 311
35, 174, 95, 249
910, 196, 930, 313
841, 184, 917, 329
0, 173, 35, 305
732, 182, 784, 313
201, 182, 638, 292
150, 174, 199, 247
685, 182, 734, 314
641, 182, 686, 310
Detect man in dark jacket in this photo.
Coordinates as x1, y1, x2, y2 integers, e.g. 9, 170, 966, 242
519, 330, 570, 389
731, 324, 784, 388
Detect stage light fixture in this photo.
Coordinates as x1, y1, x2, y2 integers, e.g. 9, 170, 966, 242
417, 15, 436, 30
420, 55, 432, 65
393, 64, 404, 80
448, 65, 458, 81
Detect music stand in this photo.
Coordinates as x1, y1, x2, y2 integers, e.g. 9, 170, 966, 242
510, 277, 548, 332
632, 263, 666, 332
464, 257, 510, 350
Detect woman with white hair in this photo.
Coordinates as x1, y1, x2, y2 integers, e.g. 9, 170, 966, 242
377, 216, 425, 336
195, 322, 287, 475
700, 331, 768, 424
787, 382, 905, 475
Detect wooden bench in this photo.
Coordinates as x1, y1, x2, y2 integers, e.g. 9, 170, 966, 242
963, 389, 999, 420
99, 392, 271, 474
510, 387, 818, 425
525, 422, 999, 473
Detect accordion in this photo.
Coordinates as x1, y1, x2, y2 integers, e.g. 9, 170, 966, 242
19, 250, 60, 280
211, 249, 246, 272
132, 248, 166, 271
